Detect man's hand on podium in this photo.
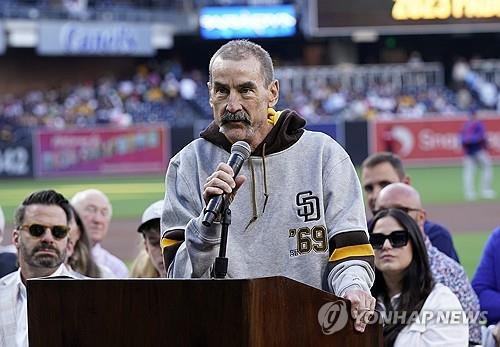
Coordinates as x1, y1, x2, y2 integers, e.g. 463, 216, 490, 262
343, 289, 376, 333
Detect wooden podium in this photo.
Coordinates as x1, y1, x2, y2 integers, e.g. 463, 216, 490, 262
27, 276, 382, 346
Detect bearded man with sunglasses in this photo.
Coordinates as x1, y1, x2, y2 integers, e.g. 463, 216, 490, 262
375, 183, 481, 345
0, 189, 81, 347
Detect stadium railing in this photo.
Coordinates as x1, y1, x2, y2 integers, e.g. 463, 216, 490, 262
275, 62, 444, 94
470, 59, 500, 87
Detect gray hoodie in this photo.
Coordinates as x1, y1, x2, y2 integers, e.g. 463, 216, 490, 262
162, 110, 374, 296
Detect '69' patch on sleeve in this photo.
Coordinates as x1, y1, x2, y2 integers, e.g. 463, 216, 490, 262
288, 225, 328, 258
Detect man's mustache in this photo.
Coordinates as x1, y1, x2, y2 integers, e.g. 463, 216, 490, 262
32, 243, 60, 256
221, 111, 251, 125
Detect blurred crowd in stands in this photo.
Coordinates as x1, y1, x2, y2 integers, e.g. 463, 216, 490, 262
0, 0, 291, 20
0, 61, 212, 130
279, 84, 462, 122
1, 58, 500, 131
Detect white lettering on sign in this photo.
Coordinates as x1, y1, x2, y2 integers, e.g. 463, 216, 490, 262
418, 129, 461, 151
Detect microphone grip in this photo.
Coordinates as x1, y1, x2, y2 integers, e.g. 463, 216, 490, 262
202, 153, 246, 227
202, 196, 224, 226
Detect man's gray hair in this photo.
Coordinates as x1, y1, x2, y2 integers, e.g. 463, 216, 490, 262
71, 189, 113, 219
208, 39, 275, 87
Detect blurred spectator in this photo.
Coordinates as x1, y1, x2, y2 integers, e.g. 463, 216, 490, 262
66, 204, 114, 278
361, 152, 460, 263
0, 205, 16, 254
460, 110, 496, 201
62, 0, 88, 19
71, 189, 129, 278
453, 60, 498, 109
382, 125, 396, 153
0, 205, 18, 277
0, 190, 82, 347
130, 249, 159, 278
134, 200, 166, 278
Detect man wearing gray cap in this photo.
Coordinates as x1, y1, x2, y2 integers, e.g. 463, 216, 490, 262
0, 205, 17, 277
137, 200, 182, 278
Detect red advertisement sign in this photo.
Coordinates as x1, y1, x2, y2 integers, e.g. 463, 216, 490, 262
35, 125, 169, 177
372, 116, 500, 164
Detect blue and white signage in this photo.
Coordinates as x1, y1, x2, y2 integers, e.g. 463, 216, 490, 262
200, 5, 296, 39
38, 21, 154, 56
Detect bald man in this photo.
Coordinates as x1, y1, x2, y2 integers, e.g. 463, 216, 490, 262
71, 189, 128, 278
375, 183, 481, 345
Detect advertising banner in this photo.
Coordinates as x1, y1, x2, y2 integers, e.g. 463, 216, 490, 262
0, 133, 34, 178
372, 116, 500, 164
38, 21, 155, 56
35, 125, 168, 177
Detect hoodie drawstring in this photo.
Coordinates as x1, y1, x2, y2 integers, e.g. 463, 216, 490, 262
261, 143, 269, 214
245, 158, 258, 231
244, 143, 270, 230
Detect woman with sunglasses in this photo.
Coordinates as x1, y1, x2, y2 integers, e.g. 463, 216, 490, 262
369, 208, 468, 346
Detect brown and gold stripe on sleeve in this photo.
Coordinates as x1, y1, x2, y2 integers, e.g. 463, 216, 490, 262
328, 230, 374, 270
161, 229, 185, 271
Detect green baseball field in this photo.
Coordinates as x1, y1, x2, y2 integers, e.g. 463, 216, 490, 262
1, 164, 499, 279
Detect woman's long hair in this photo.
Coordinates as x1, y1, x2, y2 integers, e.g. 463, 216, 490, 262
130, 248, 160, 278
68, 205, 101, 278
369, 208, 434, 347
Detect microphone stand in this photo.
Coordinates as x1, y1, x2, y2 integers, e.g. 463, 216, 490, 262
212, 197, 231, 279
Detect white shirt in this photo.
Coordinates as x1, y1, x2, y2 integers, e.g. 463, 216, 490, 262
91, 243, 128, 278
14, 264, 76, 347
380, 283, 469, 347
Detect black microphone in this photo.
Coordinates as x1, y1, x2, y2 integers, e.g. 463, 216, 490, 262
202, 141, 251, 227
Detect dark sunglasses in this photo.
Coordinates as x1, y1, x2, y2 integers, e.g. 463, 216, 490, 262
19, 223, 70, 240
370, 230, 409, 250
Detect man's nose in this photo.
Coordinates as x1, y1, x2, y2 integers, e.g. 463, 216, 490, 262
91, 212, 105, 224
40, 227, 55, 243
226, 92, 242, 113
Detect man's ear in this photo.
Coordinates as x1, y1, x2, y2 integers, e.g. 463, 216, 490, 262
12, 229, 20, 249
417, 209, 426, 230
268, 80, 279, 108
207, 82, 213, 108
143, 237, 149, 253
